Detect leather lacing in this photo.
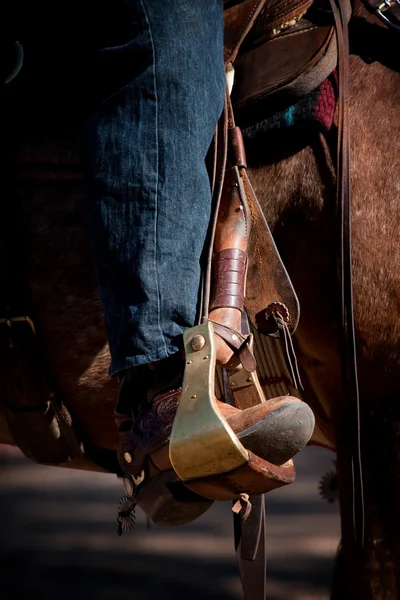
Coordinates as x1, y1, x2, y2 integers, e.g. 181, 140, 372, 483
274, 312, 303, 390
232, 492, 252, 522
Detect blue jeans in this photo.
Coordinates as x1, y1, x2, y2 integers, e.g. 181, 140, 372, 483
81, 0, 225, 376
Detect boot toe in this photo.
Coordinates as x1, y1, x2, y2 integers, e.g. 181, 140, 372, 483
236, 400, 315, 466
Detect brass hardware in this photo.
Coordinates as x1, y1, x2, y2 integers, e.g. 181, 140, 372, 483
228, 344, 258, 390
124, 452, 133, 464
0, 315, 36, 335
375, 0, 400, 31
169, 322, 248, 481
190, 334, 206, 351
229, 368, 255, 389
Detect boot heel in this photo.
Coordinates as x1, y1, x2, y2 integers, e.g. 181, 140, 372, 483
135, 470, 213, 526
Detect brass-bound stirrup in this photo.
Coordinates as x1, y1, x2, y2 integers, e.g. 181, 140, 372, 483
169, 321, 249, 481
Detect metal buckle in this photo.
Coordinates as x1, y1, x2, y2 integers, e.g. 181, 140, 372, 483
375, 0, 400, 31
0, 315, 36, 335
169, 322, 248, 481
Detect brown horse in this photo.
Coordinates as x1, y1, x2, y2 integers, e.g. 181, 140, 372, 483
245, 5, 400, 596
1, 1, 400, 597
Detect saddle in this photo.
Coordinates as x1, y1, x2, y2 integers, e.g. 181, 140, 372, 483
225, 0, 338, 123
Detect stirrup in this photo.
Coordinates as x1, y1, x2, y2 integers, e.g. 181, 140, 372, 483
169, 321, 295, 501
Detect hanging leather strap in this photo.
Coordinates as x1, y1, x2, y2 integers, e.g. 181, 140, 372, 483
234, 494, 267, 600
328, 0, 365, 546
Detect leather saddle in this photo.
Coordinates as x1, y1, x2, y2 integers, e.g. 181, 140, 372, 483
224, 0, 338, 124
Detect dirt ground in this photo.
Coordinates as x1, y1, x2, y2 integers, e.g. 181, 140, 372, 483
0, 445, 339, 600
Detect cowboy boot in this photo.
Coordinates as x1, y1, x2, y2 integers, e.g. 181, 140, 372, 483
116, 353, 314, 524
115, 354, 215, 526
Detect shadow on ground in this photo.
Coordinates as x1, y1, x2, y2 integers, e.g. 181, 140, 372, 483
0, 446, 340, 600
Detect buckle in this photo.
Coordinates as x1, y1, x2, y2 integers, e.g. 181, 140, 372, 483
372, 0, 400, 30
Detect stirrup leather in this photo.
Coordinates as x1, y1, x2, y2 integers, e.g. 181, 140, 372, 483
169, 87, 300, 498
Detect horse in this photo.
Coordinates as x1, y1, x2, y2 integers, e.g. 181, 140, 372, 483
1, 0, 400, 597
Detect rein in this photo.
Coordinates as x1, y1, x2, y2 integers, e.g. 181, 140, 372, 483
331, 0, 399, 549
329, 0, 365, 547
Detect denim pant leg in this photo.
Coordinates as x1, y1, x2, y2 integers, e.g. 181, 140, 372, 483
81, 0, 225, 376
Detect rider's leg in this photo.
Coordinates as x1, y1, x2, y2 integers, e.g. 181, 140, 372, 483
81, 0, 225, 377
80, 0, 315, 476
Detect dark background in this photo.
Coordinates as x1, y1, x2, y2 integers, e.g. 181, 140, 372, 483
0, 445, 339, 600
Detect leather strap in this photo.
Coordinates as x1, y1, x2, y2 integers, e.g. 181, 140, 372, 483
201, 91, 229, 321
329, 0, 365, 546
205, 92, 256, 370
234, 493, 267, 600
209, 248, 247, 311
209, 320, 257, 372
